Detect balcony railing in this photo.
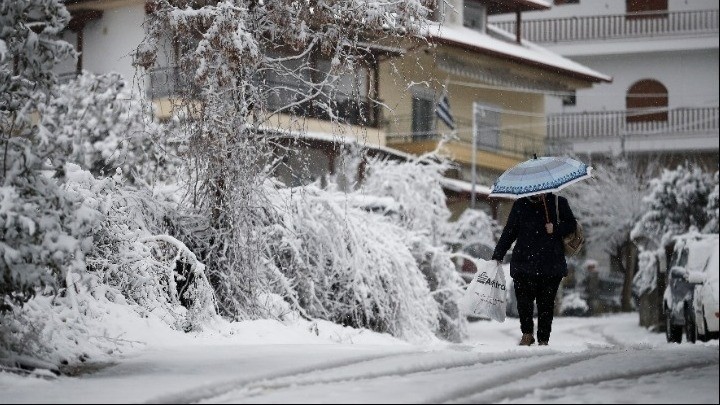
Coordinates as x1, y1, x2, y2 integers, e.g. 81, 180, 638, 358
386, 116, 544, 159
491, 9, 719, 43
547, 107, 719, 140
148, 67, 379, 127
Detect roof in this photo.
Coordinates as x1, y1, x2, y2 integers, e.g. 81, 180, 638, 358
440, 177, 493, 196
424, 23, 613, 84
484, 0, 551, 15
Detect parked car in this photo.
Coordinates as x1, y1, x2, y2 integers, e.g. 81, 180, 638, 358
663, 233, 719, 343
688, 241, 720, 342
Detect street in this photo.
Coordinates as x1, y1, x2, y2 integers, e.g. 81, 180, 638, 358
2, 314, 717, 404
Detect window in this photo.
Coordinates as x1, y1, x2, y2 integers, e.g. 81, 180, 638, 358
412, 96, 435, 138
473, 102, 500, 149
626, 79, 668, 123
554, 0, 580, 5
562, 93, 577, 107
263, 50, 376, 126
626, 0, 667, 18
464, 1, 487, 32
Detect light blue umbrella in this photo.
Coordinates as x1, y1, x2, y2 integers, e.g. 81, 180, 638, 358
489, 155, 593, 199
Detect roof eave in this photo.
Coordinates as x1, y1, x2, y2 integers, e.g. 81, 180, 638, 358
429, 36, 612, 85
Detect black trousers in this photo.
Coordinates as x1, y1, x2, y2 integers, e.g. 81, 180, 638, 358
513, 274, 563, 342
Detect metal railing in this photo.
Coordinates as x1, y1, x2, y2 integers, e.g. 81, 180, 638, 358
547, 106, 719, 140
57, 71, 78, 84
491, 9, 718, 43
385, 116, 545, 158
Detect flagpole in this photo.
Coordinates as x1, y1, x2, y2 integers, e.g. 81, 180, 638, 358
471, 102, 477, 209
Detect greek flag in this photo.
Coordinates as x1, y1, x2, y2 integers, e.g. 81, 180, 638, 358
436, 92, 456, 130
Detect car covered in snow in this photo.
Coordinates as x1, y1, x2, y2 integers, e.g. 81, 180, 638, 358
687, 241, 720, 342
663, 232, 719, 343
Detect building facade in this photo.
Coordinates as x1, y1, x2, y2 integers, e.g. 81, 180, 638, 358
58, 0, 610, 222
491, 0, 719, 169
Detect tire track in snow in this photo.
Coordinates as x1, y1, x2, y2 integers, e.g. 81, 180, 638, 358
422, 349, 612, 404
195, 350, 558, 404
144, 349, 421, 404
448, 355, 718, 404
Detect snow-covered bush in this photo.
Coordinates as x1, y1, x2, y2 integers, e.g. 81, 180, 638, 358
262, 183, 440, 342
631, 163, 715, 247
1, 164, 216, 370
632, 249, 660, 297
442, 208, 499, 250
1, 0, 213, 370
360, 156, 466, 341
62, 165, 216, 331
559, 291, 589, 317
38, 71, 176, 185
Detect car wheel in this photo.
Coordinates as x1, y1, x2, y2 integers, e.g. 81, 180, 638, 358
705, 316, 720, 341
666, 309, 683, 343
684, 304, 697, 344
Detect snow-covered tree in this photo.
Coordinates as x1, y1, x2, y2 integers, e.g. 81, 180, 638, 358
134, 0, 434, 320
703, 171, 719, 234
631, 163, 715, 248
567, 158, 654, 311
0, 0, 77, 309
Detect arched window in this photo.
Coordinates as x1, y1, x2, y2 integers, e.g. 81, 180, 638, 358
626, 79, 668, 123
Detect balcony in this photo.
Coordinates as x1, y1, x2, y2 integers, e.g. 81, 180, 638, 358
491, 9, 718, 43
385, 116, 544, 160
547, 106, 719, 154
148, 67, 380, 127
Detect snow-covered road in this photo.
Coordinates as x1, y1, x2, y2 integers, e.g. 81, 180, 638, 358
1, 314, 717, 404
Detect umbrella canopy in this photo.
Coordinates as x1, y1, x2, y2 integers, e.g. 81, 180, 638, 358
489, 156, 593, 199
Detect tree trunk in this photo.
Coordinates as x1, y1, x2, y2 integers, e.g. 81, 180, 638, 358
620, 240, 638, 312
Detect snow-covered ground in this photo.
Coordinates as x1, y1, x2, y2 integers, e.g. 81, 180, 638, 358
1, 313, 717, 404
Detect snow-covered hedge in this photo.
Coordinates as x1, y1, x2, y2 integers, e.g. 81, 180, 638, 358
1, 164, 216, 371
260, 155, 467, 342
263, 184, 440, 342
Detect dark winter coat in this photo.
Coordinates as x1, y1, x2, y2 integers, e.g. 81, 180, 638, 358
491, 193, 577, 279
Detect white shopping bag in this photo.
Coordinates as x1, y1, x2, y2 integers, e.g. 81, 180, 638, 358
459, 259, 507, 322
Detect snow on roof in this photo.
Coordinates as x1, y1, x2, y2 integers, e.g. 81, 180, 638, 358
424, 23, 612, 84
287, 130, 418, 161
523, 0, 551, 8
266, 129, 498, 196
439, 177, 493, 196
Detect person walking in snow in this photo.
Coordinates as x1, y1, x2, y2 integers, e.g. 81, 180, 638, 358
491, 192, 578, 346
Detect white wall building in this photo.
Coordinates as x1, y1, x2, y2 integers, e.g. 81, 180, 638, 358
491, 0, 719, 166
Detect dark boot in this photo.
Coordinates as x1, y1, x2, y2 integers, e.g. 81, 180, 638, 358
538, 341, 549, 346
518, 333, 535, 346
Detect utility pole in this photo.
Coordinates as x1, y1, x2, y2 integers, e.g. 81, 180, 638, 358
471, 102, 478, 209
